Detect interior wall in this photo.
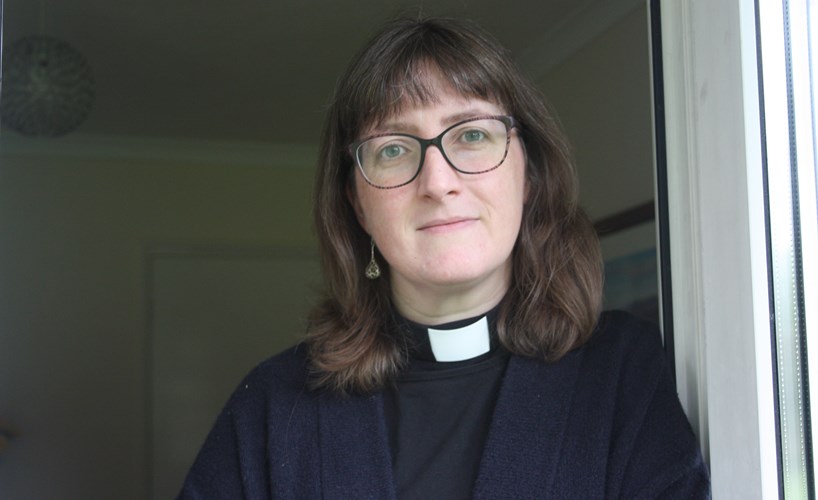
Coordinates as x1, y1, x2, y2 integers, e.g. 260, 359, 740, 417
538, 4, 658, 318
0, 142, 316, 499
0, 4, 655, 498
538, 3, 654, 244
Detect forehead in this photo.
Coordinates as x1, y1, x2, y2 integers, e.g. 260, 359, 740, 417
362, 86, 505, 136
355, 64, 505, 135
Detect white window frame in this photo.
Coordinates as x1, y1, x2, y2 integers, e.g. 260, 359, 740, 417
658, 0, 779, 497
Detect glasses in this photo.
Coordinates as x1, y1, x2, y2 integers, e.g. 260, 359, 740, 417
349, 115, 517, 189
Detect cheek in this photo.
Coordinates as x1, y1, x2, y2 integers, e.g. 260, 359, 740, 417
505, 149, 528, 210
353, 185, 399, 237
350, 174, 383, 234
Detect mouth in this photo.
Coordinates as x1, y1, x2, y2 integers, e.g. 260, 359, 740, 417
418, 217, 477, 232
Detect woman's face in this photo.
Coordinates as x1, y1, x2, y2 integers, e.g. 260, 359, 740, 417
349, 85, 527, 323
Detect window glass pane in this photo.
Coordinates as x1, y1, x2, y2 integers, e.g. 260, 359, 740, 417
759, 0, 818, 496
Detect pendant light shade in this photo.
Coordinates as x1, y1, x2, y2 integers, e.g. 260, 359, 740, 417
1, 35, 95, 137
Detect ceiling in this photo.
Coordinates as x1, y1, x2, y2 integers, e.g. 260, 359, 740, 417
1, 0, 641, 145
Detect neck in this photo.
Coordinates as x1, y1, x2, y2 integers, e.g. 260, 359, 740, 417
391, 272, 509, 325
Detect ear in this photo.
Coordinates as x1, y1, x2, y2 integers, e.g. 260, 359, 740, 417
346, 179, 369, 233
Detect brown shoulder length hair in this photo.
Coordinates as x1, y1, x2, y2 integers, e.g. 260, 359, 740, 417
306, 17, 603, 394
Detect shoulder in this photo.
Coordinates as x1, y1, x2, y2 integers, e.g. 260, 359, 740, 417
221, 344, 314, 414
506, 311, 669, 412
250, 343, 311, 385
574, 312, 710, 496
581, 310, 667, 375
589, 310, 664, 350
566, 311, 677, 434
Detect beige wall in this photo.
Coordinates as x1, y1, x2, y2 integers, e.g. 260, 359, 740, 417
0, 142, 316, 498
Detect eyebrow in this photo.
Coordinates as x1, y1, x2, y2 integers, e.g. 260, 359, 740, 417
371, 108, 498, 136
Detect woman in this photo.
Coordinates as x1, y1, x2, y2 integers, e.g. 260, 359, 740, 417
180, 17, 709, 499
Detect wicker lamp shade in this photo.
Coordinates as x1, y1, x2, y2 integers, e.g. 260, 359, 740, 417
1, 35, 95, 137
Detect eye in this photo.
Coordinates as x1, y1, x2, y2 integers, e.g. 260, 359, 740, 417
379, 143, 406, 159
461, 129, 486, 143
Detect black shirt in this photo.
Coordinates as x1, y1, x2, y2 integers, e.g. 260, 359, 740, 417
384, 310, 509, 499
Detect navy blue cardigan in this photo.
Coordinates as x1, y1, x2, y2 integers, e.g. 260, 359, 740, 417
179, 312, 710, 498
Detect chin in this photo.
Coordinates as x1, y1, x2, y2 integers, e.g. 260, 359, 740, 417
420, 263, 502, 287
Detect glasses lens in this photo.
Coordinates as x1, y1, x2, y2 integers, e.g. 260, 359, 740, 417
441, 118, 509, 173
354, 117, 511, 188
356, 136, 421, 188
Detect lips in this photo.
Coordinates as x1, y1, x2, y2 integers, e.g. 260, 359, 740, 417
418, 217, 477, 231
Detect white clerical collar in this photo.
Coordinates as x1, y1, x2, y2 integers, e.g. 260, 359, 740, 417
427, 316, 491, 362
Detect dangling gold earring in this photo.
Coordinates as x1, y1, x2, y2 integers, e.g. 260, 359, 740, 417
365, 238, 381, 279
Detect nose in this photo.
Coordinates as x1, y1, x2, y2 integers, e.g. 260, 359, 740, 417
416, 145, 461, 199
